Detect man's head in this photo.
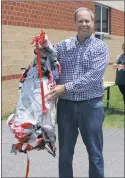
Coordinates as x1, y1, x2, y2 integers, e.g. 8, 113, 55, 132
74, 7, 94, 40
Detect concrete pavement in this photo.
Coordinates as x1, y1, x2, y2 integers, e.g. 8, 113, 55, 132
2, 120, 124, 177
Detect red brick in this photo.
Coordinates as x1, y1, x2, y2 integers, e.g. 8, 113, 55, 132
26, 23, 30, 27
2, 9, 6, 15
20, 22, 24, 26
12, 21, 16, 26
7, 20, 13, 25
20, 2, 25, 8
9, 5, 14, 11
14, 16, 17, 21
17, 21, 22, 26
2, 14, 6, 20
24, 18, 28, 23
18, 7, 24, 13
2, 74, 21, 81
9, 16, 14, 21
2, 19, 7, 24
2, 76, 7, 81
6, 75, 14, 80
11, 2, 17, 6
4, 4, 9, 11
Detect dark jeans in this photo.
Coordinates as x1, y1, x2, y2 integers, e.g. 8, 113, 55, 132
118, 85, 125, 104
57, 97, 105, 178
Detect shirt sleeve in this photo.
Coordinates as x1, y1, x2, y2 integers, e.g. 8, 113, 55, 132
54, 43, 61, 61
65, 43, 109, 92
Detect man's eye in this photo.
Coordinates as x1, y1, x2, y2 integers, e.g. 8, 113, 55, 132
78, 20, 90, 23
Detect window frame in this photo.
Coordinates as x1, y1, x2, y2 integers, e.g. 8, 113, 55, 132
95, 3, 110, 38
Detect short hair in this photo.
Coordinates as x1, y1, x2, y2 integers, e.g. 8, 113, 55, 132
74, 7, 95, 21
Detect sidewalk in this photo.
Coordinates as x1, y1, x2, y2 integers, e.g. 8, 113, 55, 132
2, 120, 124, 177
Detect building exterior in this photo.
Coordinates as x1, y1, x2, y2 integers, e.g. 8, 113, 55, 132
2, 1, 124, 114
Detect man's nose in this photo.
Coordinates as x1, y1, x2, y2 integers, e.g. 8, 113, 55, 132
82, 21, 87, 26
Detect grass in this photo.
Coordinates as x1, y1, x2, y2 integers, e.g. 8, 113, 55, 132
2, 109, 15, 120
103, 85, 124, 128
2, 86, 124, 128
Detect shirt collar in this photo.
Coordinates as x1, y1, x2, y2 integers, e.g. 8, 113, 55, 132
74, 33, 94, 46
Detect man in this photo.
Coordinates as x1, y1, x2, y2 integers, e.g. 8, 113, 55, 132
46, 7, 109, 178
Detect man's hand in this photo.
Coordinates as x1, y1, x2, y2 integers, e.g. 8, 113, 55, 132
45, 85, 66, 102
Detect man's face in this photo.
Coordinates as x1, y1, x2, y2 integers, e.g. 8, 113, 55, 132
75, 10, 94, 37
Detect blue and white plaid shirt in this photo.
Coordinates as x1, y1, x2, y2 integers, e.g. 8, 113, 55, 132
55, 34, 109, 101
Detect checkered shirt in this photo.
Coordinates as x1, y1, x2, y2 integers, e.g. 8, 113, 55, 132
55, 34, 109, 101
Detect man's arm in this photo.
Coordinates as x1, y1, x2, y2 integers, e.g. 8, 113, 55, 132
65, 44, 109, 93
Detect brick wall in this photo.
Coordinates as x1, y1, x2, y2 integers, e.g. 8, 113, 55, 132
111, 8, 124, 36
2, 1, 94, 30
2, 1, 124, 35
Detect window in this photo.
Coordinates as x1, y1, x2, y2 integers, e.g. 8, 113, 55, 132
95, 4, 110, 34
95, 5, 101, 32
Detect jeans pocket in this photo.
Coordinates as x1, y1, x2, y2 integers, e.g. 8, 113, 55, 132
88, 97, 103, 109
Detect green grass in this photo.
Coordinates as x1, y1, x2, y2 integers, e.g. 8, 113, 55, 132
103, 85, 124, 128
2, 110, 15, 120
2, 86, 124, 128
